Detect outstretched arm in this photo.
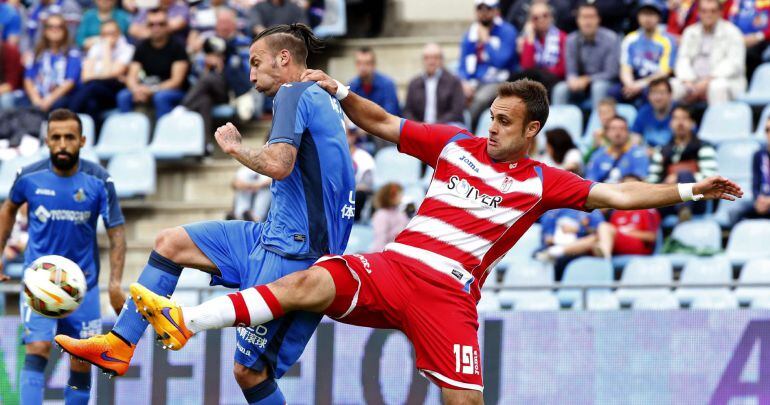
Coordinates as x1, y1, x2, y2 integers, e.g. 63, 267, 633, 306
585, 176, 743, 210
301, 69, 402, 144
215, 122, 297, 181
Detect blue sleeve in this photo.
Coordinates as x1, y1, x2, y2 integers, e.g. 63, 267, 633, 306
458, 34, 472, 80
267, 85, 312, 148
100, 177, 125, 228
381, 78, 401, 116
8, 173, 26, 205
5, 9, 21, 38
485, 24, 518, 69
541, 210, 557, 239
65, 51, 82, 82
585, 153, 601, 182
24, 60, 38, 79
631, 108, 646, 134
587, 210, 605, 229
631, 148, 650, 178
347, 77, 361, 95
668, 37, 677, 71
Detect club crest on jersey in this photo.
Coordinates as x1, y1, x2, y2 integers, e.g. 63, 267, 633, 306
501, 177, 514, 192
447, 175, 503, 208
73, 188, 87, 202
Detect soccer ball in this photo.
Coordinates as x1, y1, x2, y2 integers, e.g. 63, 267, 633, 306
23, 255, 86, 318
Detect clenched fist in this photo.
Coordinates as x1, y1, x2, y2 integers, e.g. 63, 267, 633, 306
215, 122, 243, 155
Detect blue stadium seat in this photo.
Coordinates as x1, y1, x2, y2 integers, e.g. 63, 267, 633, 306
212, 104, 235, 120
632, 291, 680, 310
616, 257, 673, 305
475, 109, 491, 137
556, 257, 613, 308
690, 292, 739, 309
0, 155, 39, 200
94, 113, 150, 160
149, 109, 205, 159
582, 103, 637, 140
313, 0, 347, 38
739, 63, 770, 106
726, 219, 770, 265
344, 224, 373, 254
498, 259, 553, 307
698, 102, 752, 144
755, 104, 770, 138
735, 259, 770, 305
514, 291, 560, 311
586, 292, 620, 310
541, 104, 584, 144
662, 219, 722, 267
373, 146, 422, 188
107, 151, 156, 198
476, 291, 501, 312
496, 224, 542, 271
716, 139, 760, 189
675, 256, 732, 304
751, 297, 770, 309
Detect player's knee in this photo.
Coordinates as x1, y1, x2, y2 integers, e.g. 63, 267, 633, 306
279, 268, 334, 309
154, 227, 189, 261
25, 341, 52, 357
232, 363, 268, 389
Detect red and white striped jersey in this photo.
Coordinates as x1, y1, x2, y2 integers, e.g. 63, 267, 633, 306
384, 120, 594, 301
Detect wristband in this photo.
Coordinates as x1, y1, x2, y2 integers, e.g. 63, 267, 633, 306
678, 183, 704, 202
333, 79, 349, 100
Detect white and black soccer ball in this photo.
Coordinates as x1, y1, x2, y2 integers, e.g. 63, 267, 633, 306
23, 255, 86, 318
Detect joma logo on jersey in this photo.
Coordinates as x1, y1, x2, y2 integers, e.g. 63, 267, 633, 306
458, 155, 480, 173
447, 176, 503, 208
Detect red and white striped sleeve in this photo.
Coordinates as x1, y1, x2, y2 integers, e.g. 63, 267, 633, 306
397, 119, 473, 168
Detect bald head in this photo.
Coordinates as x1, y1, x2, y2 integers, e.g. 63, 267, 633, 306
422, 42, 443, 76
215, 8, 238, 39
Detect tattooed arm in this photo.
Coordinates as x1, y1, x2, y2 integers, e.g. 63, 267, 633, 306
215, 122, 297, 180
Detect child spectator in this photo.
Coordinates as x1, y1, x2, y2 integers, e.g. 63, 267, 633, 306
536, 208, 606, 280
595, 176, 661, 258
540, 128, 583, 174
631, 77, 674, 148
370, 182, 410, 252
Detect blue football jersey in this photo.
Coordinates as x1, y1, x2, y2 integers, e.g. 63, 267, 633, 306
9, 159, 124, 290
259, 82, 355, 259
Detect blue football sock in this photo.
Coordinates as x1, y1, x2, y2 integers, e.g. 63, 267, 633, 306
112, 251, 183, 344
243, 379, 286, 405
63, 370, 91, 405
20, 354, 47, 405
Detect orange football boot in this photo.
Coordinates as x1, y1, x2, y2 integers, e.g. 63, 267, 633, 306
55, 332, 135, 377
130, 283, 193, 351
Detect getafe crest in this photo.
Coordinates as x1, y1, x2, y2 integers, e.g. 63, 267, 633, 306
73, 188, 86, 203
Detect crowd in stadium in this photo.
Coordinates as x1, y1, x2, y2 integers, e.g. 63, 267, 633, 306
1, 0, 770, 287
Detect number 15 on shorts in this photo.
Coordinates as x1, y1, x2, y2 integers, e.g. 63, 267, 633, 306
453, 344, 480, 375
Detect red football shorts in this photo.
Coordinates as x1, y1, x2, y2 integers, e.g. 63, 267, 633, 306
313, 251, 483, 392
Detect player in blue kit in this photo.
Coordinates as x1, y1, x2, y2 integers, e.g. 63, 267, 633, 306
56, 24, 355, 404
0, 109, 127, 405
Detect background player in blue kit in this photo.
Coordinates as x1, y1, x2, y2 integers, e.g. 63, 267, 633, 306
57, 24, 355, 404
0, 109, 127, 405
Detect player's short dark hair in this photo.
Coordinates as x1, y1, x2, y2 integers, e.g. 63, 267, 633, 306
577, 2, 599, 15
252, 23, 323, 66
356, 46, 376, 61
47, 109, 82, 135
673, 105, 694, 119
609, 115, 628, 126
649, 77, 672, 93
147, 7, 167, 17
497, 79, 550, 133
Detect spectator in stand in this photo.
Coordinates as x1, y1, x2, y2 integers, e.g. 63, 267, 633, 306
631, 77, 674, 148
403, 43, 465, 126
671, 0, 746, 105
69, 19, 133, 119
187, 0, 235, 52
347, 120, 375, 221
536, 208, 606, 280
725, 0, 770, 78
183, 8, 251, 137
540, 128, 583, 174
667, 0, 699, 40
458, 0, 518, 130
229, 166, 272, 222
585, 97, 617, 158
0, 39, 23, 110
24, 14, 81, 113
515, 0, 566, 94
248, 0, 308, 36
129, 0, 189, 44
370, 182, 410, 252
552, 2, 619, 108
118, 8, 189, 118
25, 0, 81, 51
0, 1, 21, 46
3, 203, 28, 268
750, 116, 770, 218
75, 0, 130, 49
617, 1, 676, 104
348, 47, 400, 116
648, 105, 717, 217
586, 115, 650, 183
595, 175, 661, 258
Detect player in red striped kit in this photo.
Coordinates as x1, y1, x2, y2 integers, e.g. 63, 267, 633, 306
130, 74, 742, 404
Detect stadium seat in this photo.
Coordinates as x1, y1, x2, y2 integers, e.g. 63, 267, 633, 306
586, 292, 620, 310
496, 224, 542, 271
698, 102, 752, 144
373, 147, 422, 188
557, 257, 613, 308
149, 109, 206, 159
313, 0, 347, 38
690, 292, 739, 309
344, 224, 373, 254
616, 257, 673, 305
755, 104, 770, 138
739, 63, 770, 106
716, 139, 760, 189
476, 291, 501, 312
475, 109, 491, 137
735, 259, 770, 305
675, 256, 732, 304
662, 219, 722, 267
726, 219, 770, 265
94, 112, 150, 160
498, 259, 553, 307
514, 291, 560, 311
212, 104, 235, 119
632, 291, 680, 310
582, 103, 637, 140
751, 297, 770, 309
107, 151, 156, 198
541, 104, 583, 144
0, 155, 39, 200
402, 184, 426, 208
